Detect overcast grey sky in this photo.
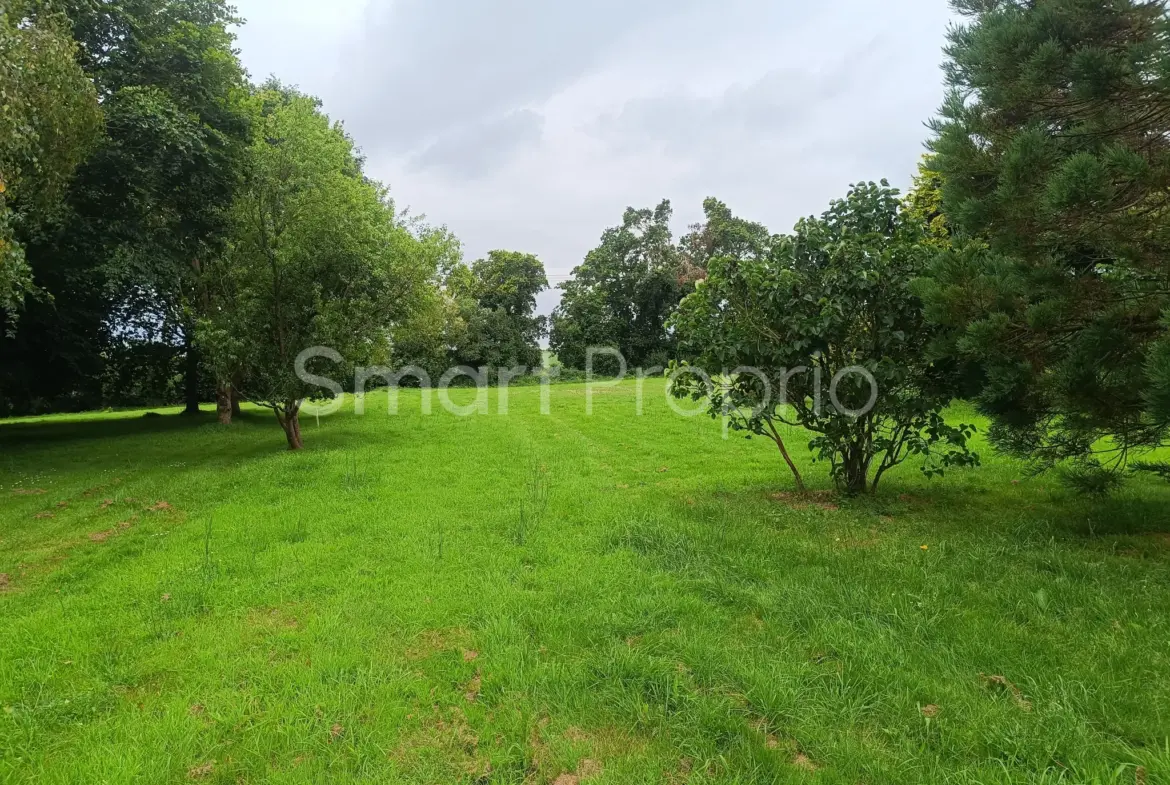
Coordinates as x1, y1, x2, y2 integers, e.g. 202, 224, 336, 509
232, 0, 954, 315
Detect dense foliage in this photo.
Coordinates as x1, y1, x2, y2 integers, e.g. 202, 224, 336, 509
0, 0, 249, 416
921, 0, 1170, 480
388, 247, 549, 382
448, 250, 548, 372
671, 183, 978, 494
0, 0, 101, 319
198, 89, 433, 448
550, 200, 683, 373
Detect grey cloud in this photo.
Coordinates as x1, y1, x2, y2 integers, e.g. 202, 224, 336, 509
592, 49, 876, 156
232, 0, 955, 318
408, 110, 544, 179
336, 0, 702, 156
583, 34, 942, 233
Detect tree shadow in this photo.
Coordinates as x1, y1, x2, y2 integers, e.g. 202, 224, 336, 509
0, 410, 218, 448
1057, 497, 1170, 538
688, 473, 1170, 547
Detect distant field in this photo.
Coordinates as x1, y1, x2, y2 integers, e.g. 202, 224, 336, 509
1, 381, 1168, 784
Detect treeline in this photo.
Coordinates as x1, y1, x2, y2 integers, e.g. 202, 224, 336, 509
0, 0, 550, 442
7, 0, 1170, 485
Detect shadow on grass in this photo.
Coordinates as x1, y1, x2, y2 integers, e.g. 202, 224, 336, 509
1059, 497, 1170, 537
687, 472, 1170, 545
0, 410, 219, 448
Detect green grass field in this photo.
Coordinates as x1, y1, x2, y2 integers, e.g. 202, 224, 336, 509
2, 380, 1168, 784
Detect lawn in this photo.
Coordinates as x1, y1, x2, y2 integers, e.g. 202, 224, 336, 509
1, 380, 1168, 784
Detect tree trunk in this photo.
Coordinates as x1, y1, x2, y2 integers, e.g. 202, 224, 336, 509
276, 402, 303, 450
765, 419, 806, 493
231, 385, 242, 417
839, 447, 872, 495
182, 334, 201, 416
216, 383, 233, 425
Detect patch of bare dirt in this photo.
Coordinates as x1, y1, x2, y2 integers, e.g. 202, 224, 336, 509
88, 516, 137, 545
34, 512, 54, 520
390, 707, 488, 780
793, 753, 818, 772
771, 491, 840, 512
980, 673, 1033, 711
462, 649, 479, 662
921, 704, 941, 718
148, 501, 174, 513
553, 759, 604, 785
247, 606, 302, 632
577, 759, 603, 778
13, 488, 46, 496
187, 761, 214, 779
0, 574, 9, 590
664, 757, 695, 785
748, 716, 791, 754
464, 671, 482, 702
563, 726, 589, 743
404, 628, 472, 661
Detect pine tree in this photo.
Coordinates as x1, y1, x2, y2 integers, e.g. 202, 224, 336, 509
920, 0, 1170, 479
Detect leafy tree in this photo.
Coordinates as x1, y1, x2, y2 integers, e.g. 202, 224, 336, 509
0, 0, 101, 319
551, 200, 681, 372
449, 250, 548, 371
920, 0, 1170, 480
677, 197, 772, 281
903, 156, 952, 251
387, 225, 466, 381
671, 183, 979, 495
470, 251, 548, 319
0, 0, 249, 416
80, 0, 251, 415
198, 89, 432, 449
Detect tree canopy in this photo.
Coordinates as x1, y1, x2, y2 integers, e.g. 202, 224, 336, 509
449, 250, 548, 371
0, 0, 101, 318
550, 200, 682, 372
0, 0, 249, 416
672, 183, 978, 494
198, 88, 433, 448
